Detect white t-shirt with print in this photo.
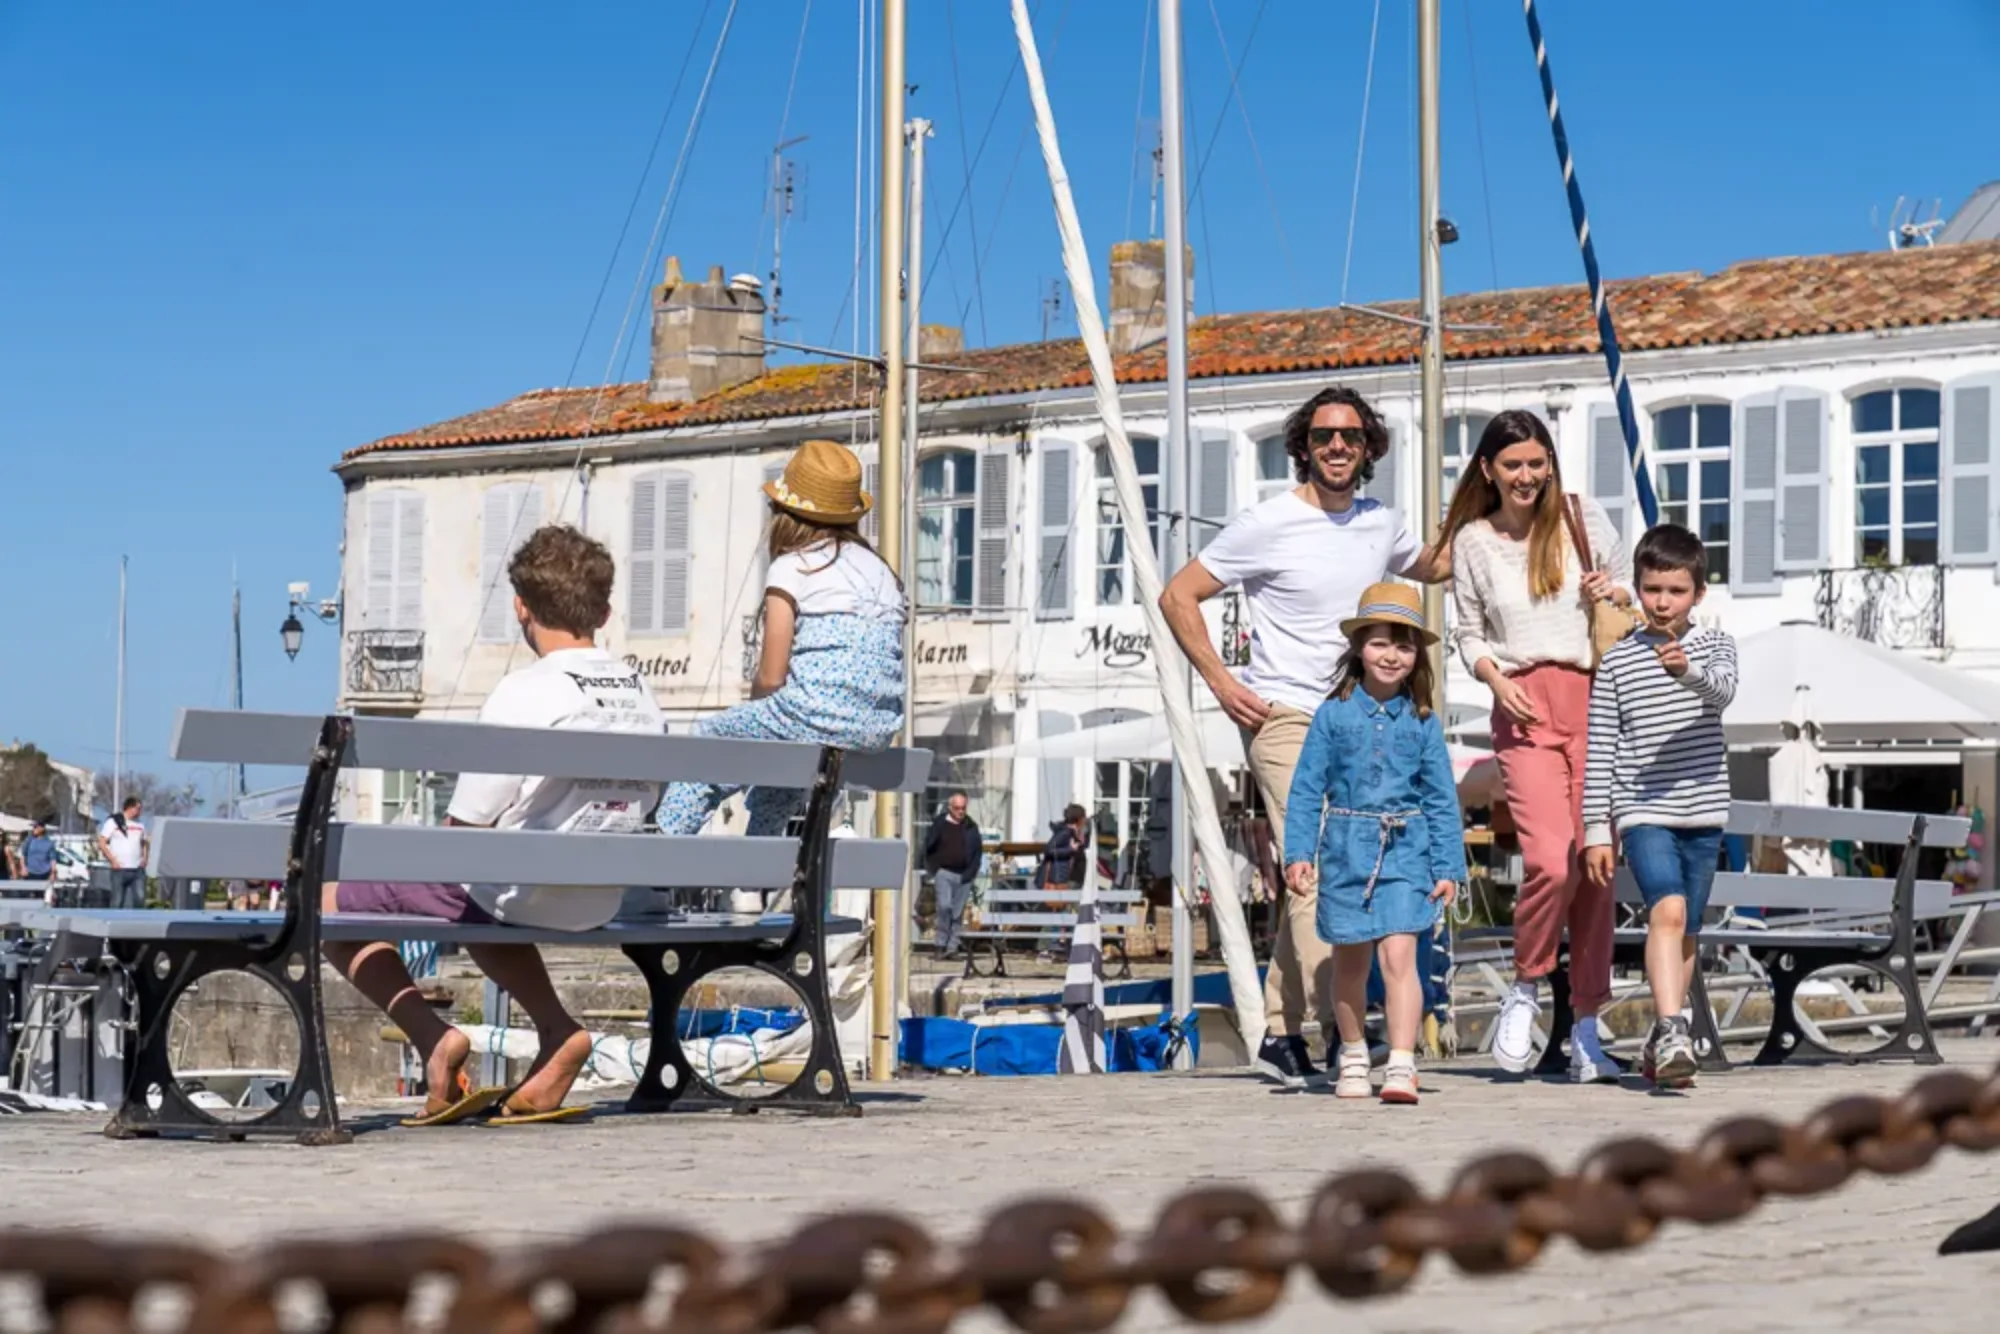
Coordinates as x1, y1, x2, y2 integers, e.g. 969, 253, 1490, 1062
1196, 491, 1422, 715
766, 541, 906, 621
99, 816, 146, 870
447, 646, 667, 931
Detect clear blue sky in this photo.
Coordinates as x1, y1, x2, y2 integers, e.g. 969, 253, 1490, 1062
2, 0, 1995, 804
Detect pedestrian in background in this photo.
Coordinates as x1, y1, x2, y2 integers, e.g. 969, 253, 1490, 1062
924, 791, 983, 959
97, 797, 149, 910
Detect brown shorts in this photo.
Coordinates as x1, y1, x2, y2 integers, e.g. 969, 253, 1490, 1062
332, 881, 494, 924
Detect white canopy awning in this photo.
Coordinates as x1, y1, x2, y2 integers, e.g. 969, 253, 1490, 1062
1727, 622, 2000, 745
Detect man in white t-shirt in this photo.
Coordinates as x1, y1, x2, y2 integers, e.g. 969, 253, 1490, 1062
325, 525, 666, 1124
1160, 385, 1448, 1088
97, 797, 149, 910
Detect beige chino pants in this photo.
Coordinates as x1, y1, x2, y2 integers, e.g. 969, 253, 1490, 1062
1243, 704, 1335, 1039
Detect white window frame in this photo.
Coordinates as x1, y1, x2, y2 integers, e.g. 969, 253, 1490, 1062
1852, 386, 1943, 567
1252, 428, 1291, 503
1650, 401, 1734, 585
1441, 411, 1493, 508
916, 447, 979, 610
1093, 435, 1162, 607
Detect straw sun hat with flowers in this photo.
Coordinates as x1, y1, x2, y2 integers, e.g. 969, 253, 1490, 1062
763, 439, 873, 527
1338, 581, 1440, 645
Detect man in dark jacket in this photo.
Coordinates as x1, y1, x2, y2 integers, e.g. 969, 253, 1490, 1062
924, 792, 983, 958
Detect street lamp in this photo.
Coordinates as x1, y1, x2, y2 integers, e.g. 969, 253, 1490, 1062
281, 582, 339, 661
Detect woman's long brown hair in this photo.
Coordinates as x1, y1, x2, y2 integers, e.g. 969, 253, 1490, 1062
1331, 622, 1437, 720
1439, 409, 1570, 600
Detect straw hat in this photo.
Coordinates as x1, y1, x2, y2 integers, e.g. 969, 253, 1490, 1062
763, 439, 873, 526
1339, 581, 1439, 646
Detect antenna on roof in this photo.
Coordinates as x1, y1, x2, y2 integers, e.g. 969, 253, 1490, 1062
1146, 124, 1165, 240
1040, 277, 1069, 341
768, 135, 810, 326
1884, 195, 1945, 251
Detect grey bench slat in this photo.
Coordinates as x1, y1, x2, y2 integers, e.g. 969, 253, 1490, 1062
150, 819, 911, 892
1611, 926, 1891, 950
1725, 801, 1969, 848
971, 912, 1140, 927
1612, 869, 1952, 917
984, 891, 1143, 904
11, 907, 863, 947
170, 709, 932, 795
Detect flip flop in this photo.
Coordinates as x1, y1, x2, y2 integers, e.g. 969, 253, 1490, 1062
486, 1102, 591, 1127
399, 1084, 509, 1128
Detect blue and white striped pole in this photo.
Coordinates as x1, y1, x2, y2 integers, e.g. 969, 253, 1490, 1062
1523, 0, 1659, 527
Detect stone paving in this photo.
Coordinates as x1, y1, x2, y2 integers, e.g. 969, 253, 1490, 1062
5, 1042, 2000, 1331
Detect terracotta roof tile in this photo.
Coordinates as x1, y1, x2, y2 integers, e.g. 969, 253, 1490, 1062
347, 241, 2000, 460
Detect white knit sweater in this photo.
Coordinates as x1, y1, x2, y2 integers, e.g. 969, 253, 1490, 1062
1451, 496, 1631, 677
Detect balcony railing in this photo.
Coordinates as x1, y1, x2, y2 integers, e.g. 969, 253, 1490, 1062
1816, 564, 1945, 650
345, 629, 425, 700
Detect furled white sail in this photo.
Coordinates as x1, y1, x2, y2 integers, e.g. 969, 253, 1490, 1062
1009, 0, 1265, 1056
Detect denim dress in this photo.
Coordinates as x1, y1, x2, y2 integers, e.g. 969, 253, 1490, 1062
1282, 690, 1468, 946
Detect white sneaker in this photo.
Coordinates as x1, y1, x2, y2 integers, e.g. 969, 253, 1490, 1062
1379, 1059, 1420, 1105
1333, 1044, 1373, 1099
1568, 1023, 1622, 1085
1492, 988, 1540, 1073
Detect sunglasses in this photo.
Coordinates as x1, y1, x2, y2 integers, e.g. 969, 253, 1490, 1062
1307, 426, 1368, 450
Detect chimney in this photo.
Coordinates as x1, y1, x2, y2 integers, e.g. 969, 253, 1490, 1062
1108, 240, 1195, 356
917, 324, 964, 360
648, 257, 768, 404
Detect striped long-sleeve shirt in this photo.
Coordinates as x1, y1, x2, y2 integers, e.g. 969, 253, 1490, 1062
1582, 626, 1738, 848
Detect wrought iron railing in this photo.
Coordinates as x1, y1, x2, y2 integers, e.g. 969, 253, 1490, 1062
344, 629, 424, 698
1815, 564, 1945, 650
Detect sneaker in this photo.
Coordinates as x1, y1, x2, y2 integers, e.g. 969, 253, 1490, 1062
1568, 1021, 1622, 1085
1653, 1017, 1698, 1089
1253, 1036, 1310, 1090
1288, 1035, 1322, 1083
1492, 987, 1541, 1073
1379, 1060, 1420, 1105
1640, 1020, 1666, 1084
1333, 1044, 1373, 1099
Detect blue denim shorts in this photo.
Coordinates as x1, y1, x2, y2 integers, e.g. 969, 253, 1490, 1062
1623, 825, 1725, 935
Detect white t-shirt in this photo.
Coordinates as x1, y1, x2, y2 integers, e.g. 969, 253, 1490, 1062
99, 816, 146, 870
766, 542, 905, 621
447, 647, 667, 931
1196, 491, 1421, 715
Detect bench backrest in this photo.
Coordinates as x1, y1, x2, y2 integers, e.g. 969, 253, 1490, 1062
1723, 801, 1968, 848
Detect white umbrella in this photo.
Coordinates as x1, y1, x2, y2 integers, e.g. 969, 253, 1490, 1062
1728, 622, 2000, 744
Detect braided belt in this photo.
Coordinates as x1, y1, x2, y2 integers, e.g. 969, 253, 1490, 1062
1317, 805, 1423, 906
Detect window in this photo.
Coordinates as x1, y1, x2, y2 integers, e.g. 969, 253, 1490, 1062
1853, 388, 1941, 565
362, 489, 424, 630
1094, 760, 1150, 859
629, 470, 694, 635
1094, 436, 1162, 605
1254, 432, 1290, 502
1441, 412, 1492, 506
1651, 403, 1732, 583
477, 483, 544, 642
916, 450, 977, 608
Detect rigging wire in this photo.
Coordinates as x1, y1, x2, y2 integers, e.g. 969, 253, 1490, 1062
1122, 0, 1155, 243
751, 0, 818, 285
1193, 0, 1296, 298
1339, 0, 1384, 306
1459, 0, 1503, 296
944, 0, 992, 346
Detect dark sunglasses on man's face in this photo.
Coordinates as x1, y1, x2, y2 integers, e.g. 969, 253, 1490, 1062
1308, 425, 1368, 450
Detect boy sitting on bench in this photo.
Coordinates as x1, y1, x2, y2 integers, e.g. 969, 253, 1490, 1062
325, 524, 667, 1125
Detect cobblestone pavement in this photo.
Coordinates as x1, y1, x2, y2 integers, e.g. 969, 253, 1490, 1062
6, 1042, 2000, 1332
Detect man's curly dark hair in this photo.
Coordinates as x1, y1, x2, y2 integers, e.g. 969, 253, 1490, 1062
1282, 385, 1389, 486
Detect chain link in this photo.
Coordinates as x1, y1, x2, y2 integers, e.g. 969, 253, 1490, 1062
4, 1060, 1996, 1333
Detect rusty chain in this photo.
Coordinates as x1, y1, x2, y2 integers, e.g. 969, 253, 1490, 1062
4, 1059, 1998, 1333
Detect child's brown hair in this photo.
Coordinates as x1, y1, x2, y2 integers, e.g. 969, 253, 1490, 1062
1331, 622, 1437, 719
768, 506, 903, 585
507, 524, 615, 635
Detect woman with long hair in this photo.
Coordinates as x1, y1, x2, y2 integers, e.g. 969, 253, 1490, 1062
1444, 409, 1632, 1083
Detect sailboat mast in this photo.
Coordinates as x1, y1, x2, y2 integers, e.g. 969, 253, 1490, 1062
1417, 0, 1447, 700
232, 572, 247, 816
1157, 0, 1196, 1065
870, 0, 909, 1084
113, 556, 127, 813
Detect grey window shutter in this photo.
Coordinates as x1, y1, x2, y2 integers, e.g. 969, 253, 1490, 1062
393, 492, 425, 630
1586, 405, 1633, 549
628, 475, 659, 635
1037, 439, 1076, 619
1732, 392, 1780, 594
1192, 429, 1233, 556
364, 491, 397, 630
1367, 420, 1400, 515
975, 449, 1011, 613
658, 472, 693, 632
478, 484, 540, 642
860, 452, 881, 544
1944, 373, 2000, 566
1776, 391, 1829, 572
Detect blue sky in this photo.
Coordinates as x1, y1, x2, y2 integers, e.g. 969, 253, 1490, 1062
2, 0, 1995, 804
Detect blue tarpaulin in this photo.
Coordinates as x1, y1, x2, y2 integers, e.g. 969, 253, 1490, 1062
901, 1016, 1198, 1077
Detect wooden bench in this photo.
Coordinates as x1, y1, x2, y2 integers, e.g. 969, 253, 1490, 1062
8, 709, 927, 1144
1528, 802, 1969, 1075
957, 884, 1140, 980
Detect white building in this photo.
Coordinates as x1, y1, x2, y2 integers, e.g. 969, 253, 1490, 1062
331, 235, 2000, 854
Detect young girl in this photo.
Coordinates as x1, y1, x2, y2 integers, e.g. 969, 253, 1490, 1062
656, 438, 907, 836
1283, 583, 1466, 1104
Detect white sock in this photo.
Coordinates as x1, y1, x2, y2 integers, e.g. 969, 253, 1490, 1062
1679, 1006, 1694, 1025
1387, 1047, 1417, 1071
1511, 980, 1538, 1003
1339, 1041, 1371, 1068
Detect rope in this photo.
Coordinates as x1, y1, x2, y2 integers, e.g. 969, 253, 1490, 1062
1121, 0, 1155, 242
1522, 0, 1660, 526
1339, 0, 1384, 306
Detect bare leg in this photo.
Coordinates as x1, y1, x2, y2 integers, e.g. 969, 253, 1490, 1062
319, 883, 469, 1114
1377, 934, 1422, 1054
1645, 898, 1690, 1020
464, 943, 591, 1113
1331, 942, 1375, 1048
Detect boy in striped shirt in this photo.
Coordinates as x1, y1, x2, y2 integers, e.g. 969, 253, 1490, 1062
1581, 524, 1737, 1089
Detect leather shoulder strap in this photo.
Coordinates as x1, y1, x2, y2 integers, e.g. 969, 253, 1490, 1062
1561, 496, 1595, 574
